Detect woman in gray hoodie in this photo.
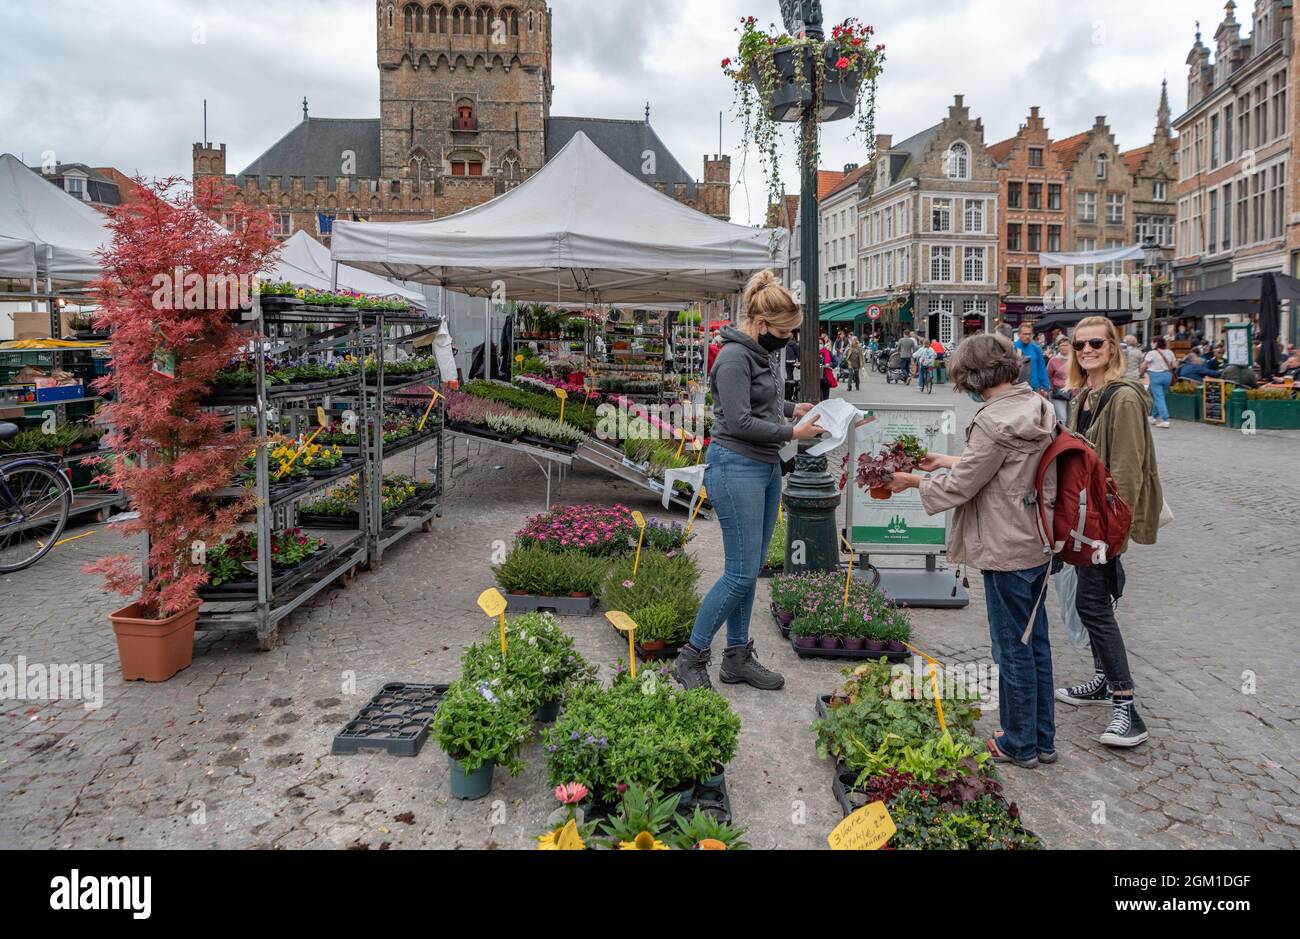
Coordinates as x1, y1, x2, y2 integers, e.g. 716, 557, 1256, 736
673, 271, 824, 693
888, 333, 1059, 769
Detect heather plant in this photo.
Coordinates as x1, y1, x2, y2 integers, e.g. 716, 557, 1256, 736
516, 504, 638, 557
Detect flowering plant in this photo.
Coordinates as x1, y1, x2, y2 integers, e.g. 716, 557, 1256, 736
517, 503, 638, 557
493, 544, 608, 597
857, 439, 920, 491
722, 15, 885, 205
429, 679, 534, 776
461, 612, 598, 713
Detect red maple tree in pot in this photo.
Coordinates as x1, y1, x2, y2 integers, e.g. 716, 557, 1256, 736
86, 177, 278, 681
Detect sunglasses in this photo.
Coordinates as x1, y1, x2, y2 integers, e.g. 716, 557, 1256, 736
1073, 339, 1109, 352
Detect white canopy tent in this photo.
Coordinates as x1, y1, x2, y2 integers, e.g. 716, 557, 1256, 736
329, 132, 786, 304
271, 230, 426, 306
1038, 244, 1145, 268
0, 153, 111, 284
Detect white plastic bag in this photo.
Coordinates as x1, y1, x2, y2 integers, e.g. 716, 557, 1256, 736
1053, 564, 1090, 648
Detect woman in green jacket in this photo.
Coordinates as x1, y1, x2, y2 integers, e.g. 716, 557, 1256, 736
1054, 316, 1164, 749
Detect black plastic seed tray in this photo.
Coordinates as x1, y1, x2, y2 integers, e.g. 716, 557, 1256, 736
831, 760, 869, 817
580, 774, 733, 827
790, 639, 912, 663
506, 594, 599, 616
331, 682, 449, 757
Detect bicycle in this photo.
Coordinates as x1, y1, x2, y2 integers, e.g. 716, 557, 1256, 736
917, 364, 935, 394
0, 422, 74, 574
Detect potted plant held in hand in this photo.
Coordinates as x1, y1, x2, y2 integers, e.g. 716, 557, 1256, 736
86, 177, 276, 681
430, 680, 533, 801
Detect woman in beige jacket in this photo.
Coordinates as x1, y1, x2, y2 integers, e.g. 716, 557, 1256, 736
888, 334, 1058, 769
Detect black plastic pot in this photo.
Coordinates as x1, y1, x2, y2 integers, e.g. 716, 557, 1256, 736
752, 44, 861, 124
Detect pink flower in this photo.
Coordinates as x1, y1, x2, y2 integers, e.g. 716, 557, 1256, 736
555, 782, 589, 805
622, 580, 636, 589
836, 57, 851, 69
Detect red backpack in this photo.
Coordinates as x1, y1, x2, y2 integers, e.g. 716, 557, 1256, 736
1034, 386, 1133, 567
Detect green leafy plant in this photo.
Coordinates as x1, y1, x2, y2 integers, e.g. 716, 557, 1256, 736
494, 544, 608, 597
460, 613, 598, 713
765, 516, 786, 570
429, 679, 533, 775
600, 552, 701, 646
669, 806, 751, 851
543, 670, 740, 801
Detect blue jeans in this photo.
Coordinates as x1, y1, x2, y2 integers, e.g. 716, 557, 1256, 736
689, 443, 782, 650
917, 364, 930, 389
1149, 370, 1172, 421
983, 564, 1055, 762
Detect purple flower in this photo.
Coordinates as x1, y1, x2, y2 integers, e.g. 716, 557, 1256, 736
570, 731, 580, 741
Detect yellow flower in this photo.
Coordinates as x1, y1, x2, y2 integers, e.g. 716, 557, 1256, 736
619, 831, 669, 851
537, 819, 585, 851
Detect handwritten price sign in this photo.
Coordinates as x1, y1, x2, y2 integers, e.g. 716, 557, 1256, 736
828, 801, 896, 851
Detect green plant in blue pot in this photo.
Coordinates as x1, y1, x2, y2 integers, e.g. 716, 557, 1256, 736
430, 679, 533, 800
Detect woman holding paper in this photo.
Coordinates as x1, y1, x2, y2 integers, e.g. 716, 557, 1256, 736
673, 270, 823, 694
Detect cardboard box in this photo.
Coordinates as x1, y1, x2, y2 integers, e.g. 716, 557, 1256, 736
9, 310, 78, 341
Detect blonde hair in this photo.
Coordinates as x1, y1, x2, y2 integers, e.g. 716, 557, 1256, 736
1067, 316, 1126, 389
742, 270, 802, 331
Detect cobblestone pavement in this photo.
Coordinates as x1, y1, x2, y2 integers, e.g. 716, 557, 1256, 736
1, 375, 1297, 850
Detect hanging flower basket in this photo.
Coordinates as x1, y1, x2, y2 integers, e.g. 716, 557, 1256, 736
752, 43, 861, 123
723, 15, 885, 206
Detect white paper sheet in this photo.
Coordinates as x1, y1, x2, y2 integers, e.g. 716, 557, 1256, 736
793, 398, 861, 457
662, 464, 708, 509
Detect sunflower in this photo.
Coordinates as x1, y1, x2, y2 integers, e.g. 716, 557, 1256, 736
619, 831, 669, 851
537, 818, 585, 851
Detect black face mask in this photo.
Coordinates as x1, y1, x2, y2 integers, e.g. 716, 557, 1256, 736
757, 330, 788, 353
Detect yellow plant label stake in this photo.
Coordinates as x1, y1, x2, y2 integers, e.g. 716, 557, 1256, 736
418, 389, 444, 432
276, 427, 324, 479
686, 487, 707, 538
839, 534, 855, 612
630, 510, 646, 579
606, 611, 638, 679
477, 588, 509, 655
555, 387, 568, 424
828, 801, 896, 851
316, 406, 330, 429
675, 429, 686, 460
902, 642, 948, 733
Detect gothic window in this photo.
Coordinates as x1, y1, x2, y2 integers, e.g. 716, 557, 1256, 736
404, 4, 414, 31
387, 5, 394, 29
453, 5, 470, 33
430, 4, 447, 33
409, 151, 430, 192
498, 6, 518, 36
946, 142, 969, 180
527, 10, 533, 31
475, 7, 488, 34
500, 152, 521, 189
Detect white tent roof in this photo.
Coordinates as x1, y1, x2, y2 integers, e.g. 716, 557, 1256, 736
278, 230, 425, 305
329, 132, 786, 303
0, 153, 111, 283
0, 235, 37, 280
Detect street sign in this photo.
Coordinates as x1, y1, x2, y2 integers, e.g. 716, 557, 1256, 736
867, 305, 882, 321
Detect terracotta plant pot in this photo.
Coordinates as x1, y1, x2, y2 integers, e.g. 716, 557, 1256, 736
641, 640, 668, 652
569, 592, 591, 599
870, 488, 892, 501
109, 599, 200, 682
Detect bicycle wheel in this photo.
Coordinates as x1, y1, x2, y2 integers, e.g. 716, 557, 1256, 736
0, 463, 73, 573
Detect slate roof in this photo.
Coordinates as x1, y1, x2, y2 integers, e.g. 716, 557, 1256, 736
27, 162, 122, 206
238, 118, 382, 186
546, 117, 698, 196
885, 124, 941, 184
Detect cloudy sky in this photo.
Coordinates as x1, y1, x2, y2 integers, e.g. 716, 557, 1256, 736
3, 1, 1247, 223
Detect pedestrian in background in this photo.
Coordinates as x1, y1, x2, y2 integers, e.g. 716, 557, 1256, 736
1048, 337, 1073, 424
896, 329, 918, 382
887, 333, 1059, 769
1122, 335, 1143, 381
1015, 321, 1049, 395
1141, 337, 1177, 428
845, 335, 865, 391
1056, 316, 1163, 749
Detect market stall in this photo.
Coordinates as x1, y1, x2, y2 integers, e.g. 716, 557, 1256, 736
330, 132, 783, 510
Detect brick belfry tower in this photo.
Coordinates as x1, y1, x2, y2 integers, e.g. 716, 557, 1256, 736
376, 1, 553, 213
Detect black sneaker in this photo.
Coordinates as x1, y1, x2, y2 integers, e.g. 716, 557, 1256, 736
1055, 673, 1112, 706
1100, 699, 1149, 748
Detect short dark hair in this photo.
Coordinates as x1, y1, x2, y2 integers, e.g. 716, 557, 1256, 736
948, 334, 1022, 395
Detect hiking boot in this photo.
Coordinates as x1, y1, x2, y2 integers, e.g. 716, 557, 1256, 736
672, 643, 713, 692
1055, 673, 1112, 706
720, 641, 785, 691
1100, 699, 1149, 748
